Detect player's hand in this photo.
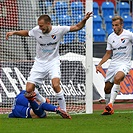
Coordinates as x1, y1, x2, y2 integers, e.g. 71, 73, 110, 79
6, 31, 15, 40
96, 64, 102, 73
84, 12, 93, 20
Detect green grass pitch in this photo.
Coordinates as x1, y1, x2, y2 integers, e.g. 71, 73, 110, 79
0, 110, 133, 133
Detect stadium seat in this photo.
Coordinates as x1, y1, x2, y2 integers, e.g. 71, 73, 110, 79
58, 15, 72, 26
101, 2, 115, 18
123, 15, 133, 29
55, 1, 68, 17
93, 2, 99, 15
78, 28, 85, 43
63, 32, 76, 44
93, 28, 106, 42
50, 15, 57, 25
104, 15, 113, 30
106, 28, 114, 36
71, 1, 84, 19
93, 15, 102, 30
117, 2, 130, 16
73, 14, 83, 24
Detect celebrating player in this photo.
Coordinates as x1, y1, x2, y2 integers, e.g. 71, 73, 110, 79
6, 12, 92, 113
96, 16, 133, 115
9, 90, 71, 119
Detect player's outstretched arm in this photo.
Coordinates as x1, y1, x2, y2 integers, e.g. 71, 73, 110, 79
70, 12, 93, 32
6, 30, 29, 40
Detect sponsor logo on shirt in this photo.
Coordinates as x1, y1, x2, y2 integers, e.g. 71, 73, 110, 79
40, 42, 57, 46
121, 38, 125, 43
51, 35, 56, 39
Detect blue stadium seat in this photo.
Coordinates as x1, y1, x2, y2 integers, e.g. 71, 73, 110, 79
117, 2, 130, 16
123, 15, 133, 29
78, 28, 85, 43
63, 32, 76, 44
58, 15, 72, 26
71, 2, 84, 19
73, 14, 83, 24
104, 15, 113, 30
93, 2, 99, 15
93, 28, 106, 42
101, 2, 115, 18
55, 1, 68, 17
50, 15, 57, 25
106, 28, 114, 36
93, 15, 102, 30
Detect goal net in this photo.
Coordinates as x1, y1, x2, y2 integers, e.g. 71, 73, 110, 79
0, 0, 92, 114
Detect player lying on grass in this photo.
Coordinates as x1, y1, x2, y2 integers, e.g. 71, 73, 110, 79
9, 90, 71, 119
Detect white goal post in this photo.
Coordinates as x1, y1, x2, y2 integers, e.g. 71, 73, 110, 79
0, 0, 93, 114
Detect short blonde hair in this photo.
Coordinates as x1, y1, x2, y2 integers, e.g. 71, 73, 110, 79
112, 16, 123, 24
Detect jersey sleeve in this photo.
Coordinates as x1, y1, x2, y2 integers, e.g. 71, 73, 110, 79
106, 36, 112, 50
28, 29, 35, 37
58, 26, 70, 35
28, 26, 39, 37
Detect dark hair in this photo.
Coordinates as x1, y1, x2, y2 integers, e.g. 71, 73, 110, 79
112, 16, 123, 24
38, 14, 51, 23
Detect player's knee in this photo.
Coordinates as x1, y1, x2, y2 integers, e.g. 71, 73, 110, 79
52, 82, 60, 89
26, 82, 35, 92
104, 88, 111, 94
114, 76, 123, 84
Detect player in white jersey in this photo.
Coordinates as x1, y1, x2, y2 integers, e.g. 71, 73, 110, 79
96, 16, 133, 115
6, 12, 93, 115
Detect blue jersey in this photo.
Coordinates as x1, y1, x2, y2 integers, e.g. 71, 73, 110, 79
9, 90, 31, 118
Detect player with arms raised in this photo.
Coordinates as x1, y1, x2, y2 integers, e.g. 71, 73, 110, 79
6, 12, 93, 116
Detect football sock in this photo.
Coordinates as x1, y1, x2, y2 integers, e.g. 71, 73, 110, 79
109, 84, 120, 105
105, 93, 111, 105
56, 89, 66, 112
39, 102, 57, 112
29, 100, 46, 118
34, 88, 46, 103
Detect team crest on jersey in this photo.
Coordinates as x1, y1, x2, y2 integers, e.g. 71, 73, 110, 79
51, 35, 56, 39
121, 38, 125, 43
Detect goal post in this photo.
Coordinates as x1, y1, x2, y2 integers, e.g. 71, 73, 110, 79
0, 0, 93, 114
85, 0, 93, 114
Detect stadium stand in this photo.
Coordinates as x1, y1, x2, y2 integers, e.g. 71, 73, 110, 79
58, 15, 72, 26
63, 32, 76, 44
101, 1, 115, 18
70, 1, 84, 19
55, 1, 68, 17
93, 2, 99, 15
106, 28, 114, 36
73, 14, 83, 24
93, 28, 106, 42
93, 15, 102, 30
123, 15, 133, 29
104, 15, 114, 30
78, 28, 85, 43
117, 2, 130, 16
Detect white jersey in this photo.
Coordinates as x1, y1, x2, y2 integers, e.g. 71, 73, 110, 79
29, 25, 70, 64
107, 29, 133, 66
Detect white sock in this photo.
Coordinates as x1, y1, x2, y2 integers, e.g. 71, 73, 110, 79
34, 88, 46, 103
56, 89, 66, 112
109, 84, 120, 105
105, 94, 111, 105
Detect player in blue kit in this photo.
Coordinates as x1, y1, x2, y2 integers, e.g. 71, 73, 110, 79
9, 90, 71, 119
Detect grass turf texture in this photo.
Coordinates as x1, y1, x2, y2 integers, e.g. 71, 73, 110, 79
0, 110, 133, 133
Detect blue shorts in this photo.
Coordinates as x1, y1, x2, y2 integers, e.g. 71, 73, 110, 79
9, 105, 31, 118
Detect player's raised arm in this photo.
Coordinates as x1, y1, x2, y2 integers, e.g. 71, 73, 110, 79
6, 30, 29, 40
70, 12, 93, 32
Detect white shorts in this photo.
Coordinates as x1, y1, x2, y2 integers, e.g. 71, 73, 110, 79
27, 59, 61, 85
105, 64, 130, 83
